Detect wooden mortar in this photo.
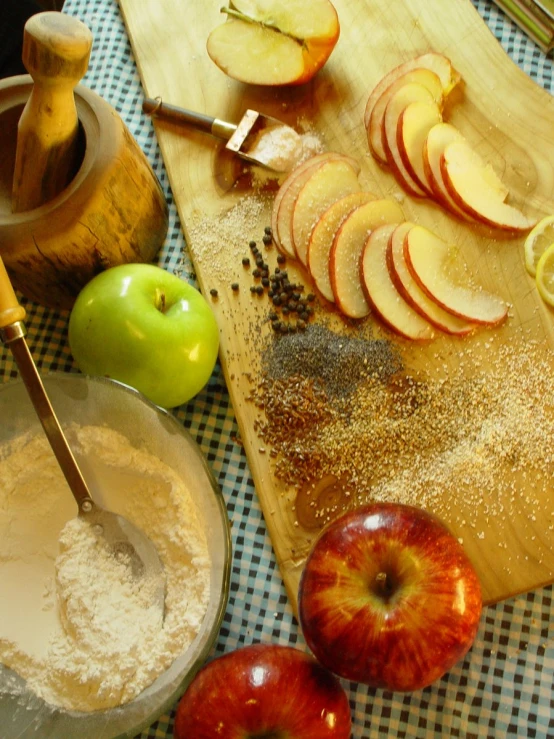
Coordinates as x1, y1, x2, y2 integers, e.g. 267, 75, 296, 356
0, 75, 169, 310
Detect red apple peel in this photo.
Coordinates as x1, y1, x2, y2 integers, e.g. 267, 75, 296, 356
298, 502, 482, 692
173, 643, 352, 738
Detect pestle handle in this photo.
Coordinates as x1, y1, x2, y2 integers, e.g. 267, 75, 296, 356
11, 11, 93, 213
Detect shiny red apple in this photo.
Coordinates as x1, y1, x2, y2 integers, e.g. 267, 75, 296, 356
298, 502, 482, 692
173, 643, 352, 738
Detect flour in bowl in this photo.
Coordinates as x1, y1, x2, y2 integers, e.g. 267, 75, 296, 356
0, 425, 211, 712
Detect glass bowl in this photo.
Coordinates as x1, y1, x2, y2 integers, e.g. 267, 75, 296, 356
0, 373, 231, 738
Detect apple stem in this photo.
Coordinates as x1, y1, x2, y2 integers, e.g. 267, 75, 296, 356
375, 571, 394, 599
157, 291, 166, 314
220, 6, 304, 45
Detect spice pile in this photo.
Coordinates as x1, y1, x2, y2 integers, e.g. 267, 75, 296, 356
252, 327, 554, 533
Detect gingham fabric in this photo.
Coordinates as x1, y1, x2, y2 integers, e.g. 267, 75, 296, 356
1, 1, 553, 737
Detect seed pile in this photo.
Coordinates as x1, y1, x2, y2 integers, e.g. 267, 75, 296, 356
252, 332, 554, 532
262, 324, 402, 401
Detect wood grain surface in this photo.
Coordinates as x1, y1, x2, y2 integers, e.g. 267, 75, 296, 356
117, 0, 554, 609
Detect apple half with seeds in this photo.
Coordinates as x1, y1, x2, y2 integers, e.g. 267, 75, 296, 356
207, 0, 340, 86
298, 502, 483, 691
404, 224, 509, 325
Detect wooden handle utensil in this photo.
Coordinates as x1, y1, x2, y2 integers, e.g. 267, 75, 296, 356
143, 97, 304, 172
11, 11, 93, 213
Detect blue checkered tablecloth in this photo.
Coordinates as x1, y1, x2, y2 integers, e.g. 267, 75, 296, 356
1, 1, 553, 737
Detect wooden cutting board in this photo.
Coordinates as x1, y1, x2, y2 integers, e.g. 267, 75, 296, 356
117, 0, 554, 609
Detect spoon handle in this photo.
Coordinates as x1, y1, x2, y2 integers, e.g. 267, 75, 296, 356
0, 255, 94, 513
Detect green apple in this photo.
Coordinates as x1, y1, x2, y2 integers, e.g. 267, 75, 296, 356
68, 264, 219, 409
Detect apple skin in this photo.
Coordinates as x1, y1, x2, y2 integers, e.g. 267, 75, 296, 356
173, 643, 352, 739
68, 264, 219, 409
298, 502, 482, 692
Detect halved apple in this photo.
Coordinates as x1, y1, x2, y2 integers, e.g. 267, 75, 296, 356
329, 198, 404, 318
291, 158, 361, 266
440, 140, 536, 231
361, 223, 435, 341
272, 153, 357, 258
206, 0, 340, 86
397, 101, 442, 196
368, 69, 443, 166
382, 83, 438, 197
387, 222, 475, 335
422, 122, 470, 219
404, 224, 508, 325
306, 191, 376, 302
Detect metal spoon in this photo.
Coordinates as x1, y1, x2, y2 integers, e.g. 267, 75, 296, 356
142, 97, 304, 172
0, 255, 165, 612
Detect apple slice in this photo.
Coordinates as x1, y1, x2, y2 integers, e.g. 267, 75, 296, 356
364, 52, 460, 130
329, 198, 404, 318
368, 68, 444, 166
397, 101, 442, 196
422, 123, 471, 219
206, 0, 340, 86
361, 223, 435, 341
440, 140, 536, 231
387, 222, 475, 335
404, 225, 508, 325
272, 153, 358, 258
307, 191, 376, 302
291, 158, 361, 266
382, 83, 439, 197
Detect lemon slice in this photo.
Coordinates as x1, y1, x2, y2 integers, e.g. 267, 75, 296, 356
536, 242, 554, 307
524, 214, 554, 277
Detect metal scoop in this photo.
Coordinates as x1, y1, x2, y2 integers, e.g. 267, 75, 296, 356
0, 255, 165, 614
142, 97, 304, 172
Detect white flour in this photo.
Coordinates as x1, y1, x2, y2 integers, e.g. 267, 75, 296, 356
0, 425, 211, 712
248, 124, 324, 179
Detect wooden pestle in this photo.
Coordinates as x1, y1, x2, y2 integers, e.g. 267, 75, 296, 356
11, 11, 93, 213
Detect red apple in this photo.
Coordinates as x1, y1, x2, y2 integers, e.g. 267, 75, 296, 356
298, 502, 483, 692
173, 643, 352, 738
